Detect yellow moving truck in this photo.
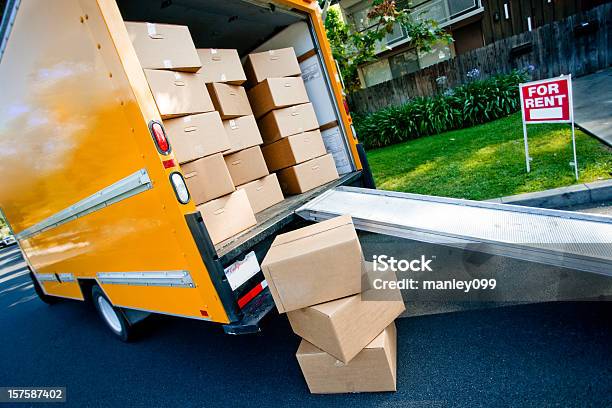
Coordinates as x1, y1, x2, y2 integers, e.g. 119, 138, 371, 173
0, 0, 372, 338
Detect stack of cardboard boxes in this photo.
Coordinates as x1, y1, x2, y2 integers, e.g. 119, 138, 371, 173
126, 22, 259, 245
261, 215, 406, 394
199, 48, 285, 217
245, 48, 339, 195
127, 21, 342, 245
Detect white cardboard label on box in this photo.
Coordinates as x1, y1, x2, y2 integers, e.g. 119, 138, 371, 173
164, 59, 173, 69
147, 22, 157, 36
229, 119, 238, 130
224, 251, 261, 290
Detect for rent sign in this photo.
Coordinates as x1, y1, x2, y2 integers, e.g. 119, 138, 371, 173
519, 75, 577, 179
520, 77, 572, 123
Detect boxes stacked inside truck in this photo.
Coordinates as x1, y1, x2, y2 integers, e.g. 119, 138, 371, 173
198, 48, 285, 224
127, 21, 343, 245
245, 48, 339, 195
126, 22, 256, 245
261, 215, 406, 394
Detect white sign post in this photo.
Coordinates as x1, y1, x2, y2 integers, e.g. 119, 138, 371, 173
519, 75, 578, 180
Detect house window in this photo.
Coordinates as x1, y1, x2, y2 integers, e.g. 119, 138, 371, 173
418, 41, 453, 68
389, 49, 420, 77
361, 58, 393, 87
449, 0, 478, 17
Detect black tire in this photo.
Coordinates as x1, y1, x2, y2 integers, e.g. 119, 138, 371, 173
29, 271, 60, 305
91, 285, 133, 342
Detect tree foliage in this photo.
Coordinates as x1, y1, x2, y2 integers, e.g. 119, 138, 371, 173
322, 0, 452, 92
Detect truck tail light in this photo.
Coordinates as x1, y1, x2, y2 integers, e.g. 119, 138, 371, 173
342, 98, 351, 116
169, 172, 190, 204
149, 120, 171, 155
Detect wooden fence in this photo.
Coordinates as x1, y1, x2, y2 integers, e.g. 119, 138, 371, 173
348, 2, 612, 114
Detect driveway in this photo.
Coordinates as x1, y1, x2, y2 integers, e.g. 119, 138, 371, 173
1, 245, 611, 407
573, 67, 612, 146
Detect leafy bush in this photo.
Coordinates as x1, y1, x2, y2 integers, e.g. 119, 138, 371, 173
354, 71, 527, 149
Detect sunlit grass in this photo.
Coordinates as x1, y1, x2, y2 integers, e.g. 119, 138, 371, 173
366, 112, 612, 200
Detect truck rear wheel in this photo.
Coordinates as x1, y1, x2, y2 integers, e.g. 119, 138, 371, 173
91, 285, 133, 342
29, 271, 60, 305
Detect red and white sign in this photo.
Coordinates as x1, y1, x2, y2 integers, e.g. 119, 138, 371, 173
520, 76, 573, 123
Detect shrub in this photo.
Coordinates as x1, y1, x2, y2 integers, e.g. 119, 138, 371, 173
354, 70, 527, 149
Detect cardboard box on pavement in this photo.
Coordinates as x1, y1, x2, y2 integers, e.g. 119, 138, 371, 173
223, 115, 263, 155
247, 77, 309, 119
261, 130, 326, 172
244, 47, 301, 86
197, 190, 256, 245
125, 22, 201, 72
276, 154, 339, 195
144, 70, 214, 119
287, 262, 405, 363
224, 146, 269, 186
261, 215, 362, 313
207, 83, 253, 120
181, 154, 235, 205
296, 322, 397, 394
237, 174, 284, 214
258, 102, 319, 144
197, 49, 246, 85
164, 111, 230, 163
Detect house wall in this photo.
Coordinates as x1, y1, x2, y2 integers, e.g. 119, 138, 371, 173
480, 0, 608, 44
347, 2, 612, 114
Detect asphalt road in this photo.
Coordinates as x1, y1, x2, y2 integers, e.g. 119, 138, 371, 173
0, 244, 611, 407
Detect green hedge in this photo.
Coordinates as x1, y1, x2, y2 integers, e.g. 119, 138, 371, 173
354, 71, 527, 149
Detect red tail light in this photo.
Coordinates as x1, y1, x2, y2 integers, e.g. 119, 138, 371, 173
342, 98, 351, 116
149, 120, 171, 155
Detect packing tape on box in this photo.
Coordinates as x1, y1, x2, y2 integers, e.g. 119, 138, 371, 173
147, 22, 164, 39
268, 49, 279, 60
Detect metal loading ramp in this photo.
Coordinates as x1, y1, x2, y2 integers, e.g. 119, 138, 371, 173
296, 187, 612, 276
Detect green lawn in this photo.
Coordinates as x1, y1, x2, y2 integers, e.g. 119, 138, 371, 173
366, 112, 612, 200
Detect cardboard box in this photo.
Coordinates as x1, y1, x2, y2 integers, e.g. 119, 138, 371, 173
296, 323, 397, 394
287, 263, 405, 363
144, 70, 214, 119
261, 130, 326, 172
125, 22, 201, 72
164, 112, 230, 163
260, 215, 362, 313
258, 103, 320, 144
197, 189, 256, 245
244, 47, 301, 85
197, 49, 246, 85
237, 174, 284, 214
181, 154, 235, 205
276, 154, 339, 195
223, 115, 263, 155
207, 83, 253, 120
247, 77, 309, 119
224, 146, 269, 186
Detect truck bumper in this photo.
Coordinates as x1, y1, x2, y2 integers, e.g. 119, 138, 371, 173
222, 287, 276, 335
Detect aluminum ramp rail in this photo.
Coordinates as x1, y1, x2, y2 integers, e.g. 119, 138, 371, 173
296, 186, 612, 276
